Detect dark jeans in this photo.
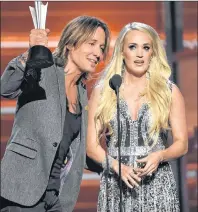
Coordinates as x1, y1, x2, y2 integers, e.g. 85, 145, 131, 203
0, 190, 62, 212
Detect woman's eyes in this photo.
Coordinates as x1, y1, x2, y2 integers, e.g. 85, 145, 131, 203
129, 45, 150, 51
129, 45, 136, 50
144, 46, 150, 51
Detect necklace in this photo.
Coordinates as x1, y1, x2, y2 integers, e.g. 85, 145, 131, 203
121, 83, 147, 102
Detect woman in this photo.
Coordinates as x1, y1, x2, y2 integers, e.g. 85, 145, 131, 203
1, 16, 110, 212
87, 22, 188, 211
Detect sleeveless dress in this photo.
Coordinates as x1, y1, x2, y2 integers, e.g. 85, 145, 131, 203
97, 97, 180, 212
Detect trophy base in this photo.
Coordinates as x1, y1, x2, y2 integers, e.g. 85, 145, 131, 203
27, 45, 54, 69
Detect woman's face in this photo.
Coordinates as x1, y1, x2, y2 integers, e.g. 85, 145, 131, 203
68, 27, 106, 73
122, 30, 153, 77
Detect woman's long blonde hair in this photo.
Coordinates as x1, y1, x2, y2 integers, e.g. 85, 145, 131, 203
95, 22, 172, 147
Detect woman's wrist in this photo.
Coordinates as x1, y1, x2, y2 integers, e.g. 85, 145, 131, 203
112, 159, 119, 173
158, 150, 165, 163
101, 154, 114, 173
101, 154, 126, 175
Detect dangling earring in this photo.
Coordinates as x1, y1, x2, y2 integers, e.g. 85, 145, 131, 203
146, 71, 150, 80
120, 60, 125, 93
121, 60, 125, 78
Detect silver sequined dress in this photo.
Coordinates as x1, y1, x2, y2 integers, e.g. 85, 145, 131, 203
97, 98, 180, 212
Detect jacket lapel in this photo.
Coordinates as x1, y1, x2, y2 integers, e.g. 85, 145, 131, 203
55, 64, 66, 130
55, 56, 88, 146
78, 82, 88, 156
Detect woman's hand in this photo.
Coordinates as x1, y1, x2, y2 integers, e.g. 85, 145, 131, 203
113, 162, 141, 188
29, 29, 50, 47
135, 151, 163, 177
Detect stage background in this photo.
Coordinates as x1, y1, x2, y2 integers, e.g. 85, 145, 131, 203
1, 1, 197, 211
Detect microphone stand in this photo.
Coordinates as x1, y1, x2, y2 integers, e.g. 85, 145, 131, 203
115, 86, 123, 212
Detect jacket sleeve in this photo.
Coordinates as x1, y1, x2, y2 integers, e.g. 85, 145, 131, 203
1, 56, 26, 99
84, 155, 103, 174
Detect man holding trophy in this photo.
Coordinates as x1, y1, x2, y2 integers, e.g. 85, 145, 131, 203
0, 1, 110, 211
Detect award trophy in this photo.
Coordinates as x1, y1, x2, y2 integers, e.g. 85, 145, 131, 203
27, 0, 54, 69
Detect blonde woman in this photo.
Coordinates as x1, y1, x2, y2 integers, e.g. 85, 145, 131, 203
87, 22, 188, 211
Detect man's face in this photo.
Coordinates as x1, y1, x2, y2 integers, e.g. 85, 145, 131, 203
68, 27, 106, 73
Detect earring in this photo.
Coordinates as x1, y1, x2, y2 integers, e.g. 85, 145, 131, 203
121, 60, 125, 78
146, 71, 150, 80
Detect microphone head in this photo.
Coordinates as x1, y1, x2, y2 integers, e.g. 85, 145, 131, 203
109, 74, 122, 91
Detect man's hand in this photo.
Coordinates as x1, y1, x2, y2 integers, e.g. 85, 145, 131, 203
29, 29, 50, 47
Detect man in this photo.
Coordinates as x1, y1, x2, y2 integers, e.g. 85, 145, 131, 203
1, 16, 110, 212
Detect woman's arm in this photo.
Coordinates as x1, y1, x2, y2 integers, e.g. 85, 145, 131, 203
87, 87, 141, 188
136, 84, 188, 176
160, 84, 188, 159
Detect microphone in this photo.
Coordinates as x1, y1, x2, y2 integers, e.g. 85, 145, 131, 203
109, 74, 124, 212
109, 74, 122, 92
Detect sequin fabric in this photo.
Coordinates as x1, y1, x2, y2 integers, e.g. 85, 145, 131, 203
97, 98, 180, 212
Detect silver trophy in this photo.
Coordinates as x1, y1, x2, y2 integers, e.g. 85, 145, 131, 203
27, 0, 53, 69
